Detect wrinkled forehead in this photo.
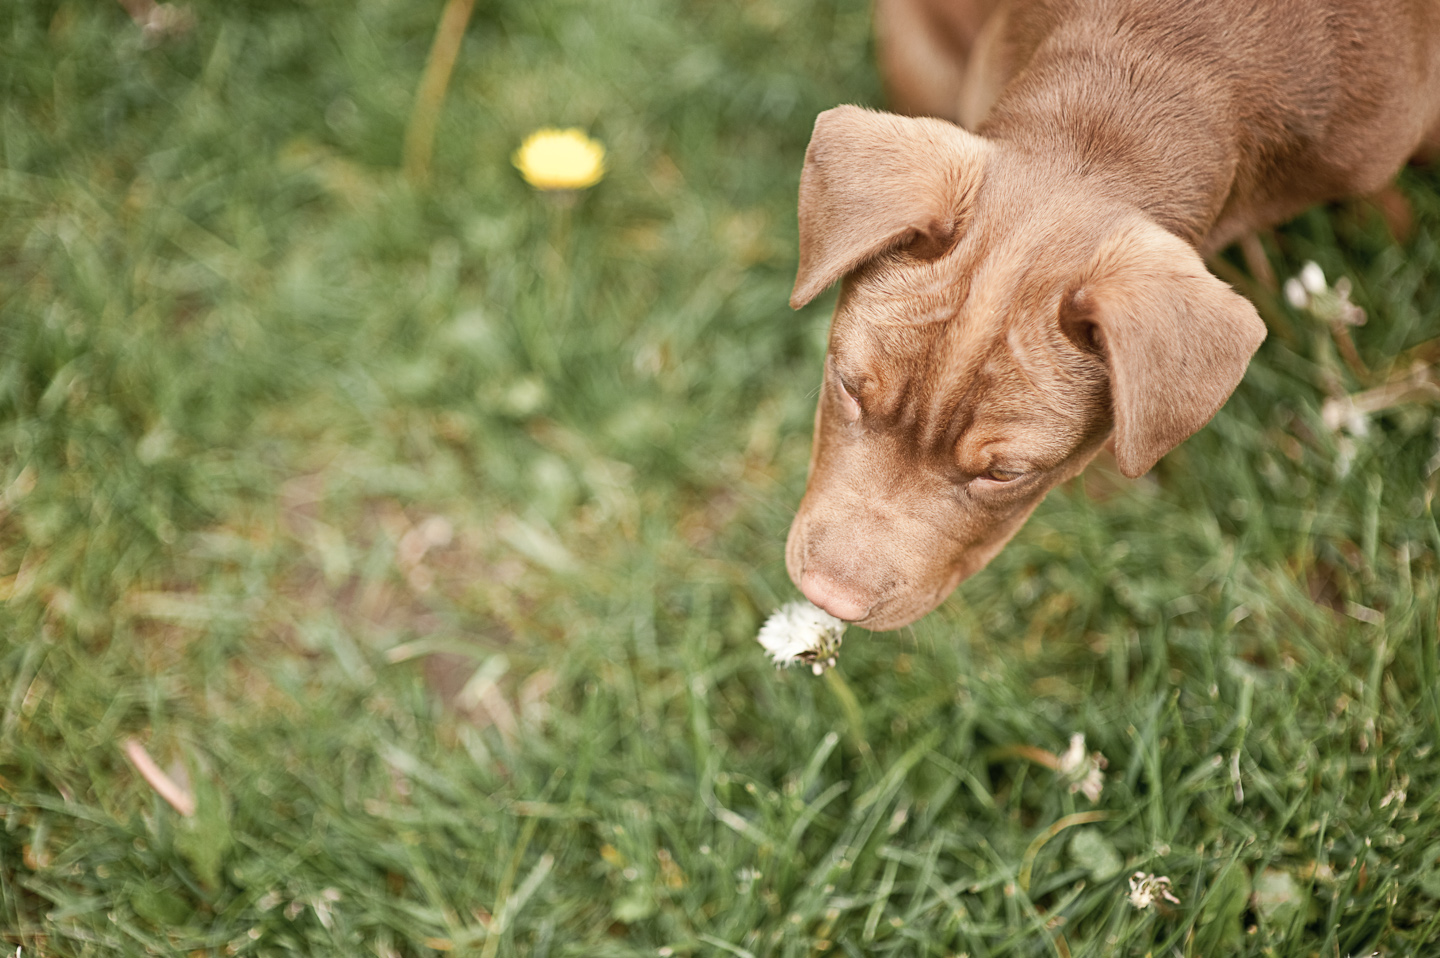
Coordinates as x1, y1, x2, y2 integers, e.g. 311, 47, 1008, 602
828, 257, 1101, 449
832, 254, 1070, 383
831, 194, 1089, 327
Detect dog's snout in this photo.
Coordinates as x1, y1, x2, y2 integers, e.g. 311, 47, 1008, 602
797, 569, 871, 622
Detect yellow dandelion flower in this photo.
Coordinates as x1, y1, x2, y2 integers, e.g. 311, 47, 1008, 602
512, 128, 606, 191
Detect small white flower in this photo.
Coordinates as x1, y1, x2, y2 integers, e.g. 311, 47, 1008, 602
1058, 733, 1087, 775
1285, 261, 1366, 326
1058, 733, 1108, 802
1074, 766, 1106, 803
756, 601, 846, 674
1127, 872, 1180, 910
1283, 276, 1309, 310
1299, 260, 1328, 296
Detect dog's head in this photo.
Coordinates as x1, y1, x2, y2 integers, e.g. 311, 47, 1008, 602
785, 106, 1265, 630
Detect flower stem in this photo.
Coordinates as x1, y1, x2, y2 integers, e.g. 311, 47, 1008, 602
403, 0, 478, 185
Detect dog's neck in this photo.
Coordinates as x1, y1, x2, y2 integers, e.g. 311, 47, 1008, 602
977, 16, 1241, 247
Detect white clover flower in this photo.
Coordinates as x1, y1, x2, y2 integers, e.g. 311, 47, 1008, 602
756, 601, 846, 674
1300, 261, 1328, 296
1283, 276, 1310, 310
1284, 260, 1366, 326
1058, 733, 1109, 802
1127, 872, 1179, 910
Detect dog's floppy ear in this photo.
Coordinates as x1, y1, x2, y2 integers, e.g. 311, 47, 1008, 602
1062, 218, 1266, 478
790, 105, 990, 308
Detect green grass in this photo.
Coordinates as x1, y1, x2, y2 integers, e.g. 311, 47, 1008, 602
3, 0, 1439, 955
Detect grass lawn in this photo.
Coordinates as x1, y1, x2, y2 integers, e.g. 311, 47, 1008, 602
3, 0, 1440, 954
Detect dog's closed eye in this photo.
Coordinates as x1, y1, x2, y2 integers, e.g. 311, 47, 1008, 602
827, 356, 864, 421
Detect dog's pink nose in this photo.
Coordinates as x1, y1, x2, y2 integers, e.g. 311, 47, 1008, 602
798, 570, 870, 622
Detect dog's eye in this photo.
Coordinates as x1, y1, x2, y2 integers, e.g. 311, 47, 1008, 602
981, 468, 1023, 483
827, 357, 863, 421
834, 379, 862, 421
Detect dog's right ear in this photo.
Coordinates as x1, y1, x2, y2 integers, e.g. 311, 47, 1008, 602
790, 105, 990, 308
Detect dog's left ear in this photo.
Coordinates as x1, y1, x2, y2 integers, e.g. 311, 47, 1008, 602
790, 105, 990, 308
1062, 218, 1267, 478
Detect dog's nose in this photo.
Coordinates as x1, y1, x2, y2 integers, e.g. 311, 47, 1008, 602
798, 570, 870, 622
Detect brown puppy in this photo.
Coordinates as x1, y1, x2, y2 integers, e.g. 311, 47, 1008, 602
787, 0, 1440, 630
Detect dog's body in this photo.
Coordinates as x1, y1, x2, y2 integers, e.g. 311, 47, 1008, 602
786, 0, 1440, 630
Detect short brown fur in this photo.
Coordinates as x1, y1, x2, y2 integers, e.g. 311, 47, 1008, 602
787, 0, 1440, 630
